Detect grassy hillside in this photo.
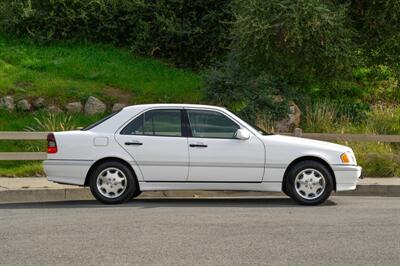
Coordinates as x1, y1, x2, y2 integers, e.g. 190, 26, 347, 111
0, 34, 202, 105
0, 34, 203, 177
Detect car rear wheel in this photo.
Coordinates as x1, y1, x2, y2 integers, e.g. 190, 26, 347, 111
282, 183, 291, 197
286, 160, 333, 205
89, 161, 138, 204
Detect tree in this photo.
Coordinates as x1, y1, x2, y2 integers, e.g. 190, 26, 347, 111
229, 0, 353, 82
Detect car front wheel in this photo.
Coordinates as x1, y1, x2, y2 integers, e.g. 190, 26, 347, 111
286, 160, 334, 205
89, 161, 138, 204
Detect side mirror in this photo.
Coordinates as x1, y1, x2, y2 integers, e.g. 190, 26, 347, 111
235, 128, 250, 140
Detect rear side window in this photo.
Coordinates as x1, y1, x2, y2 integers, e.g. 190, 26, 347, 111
187, 110, 239, 139
120, 114, 144, 135
121, 109, 182, 137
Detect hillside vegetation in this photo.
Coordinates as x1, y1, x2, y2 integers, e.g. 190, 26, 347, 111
0, 34, 202, 105
0, 33, 202, 177
0, 0, 399, 177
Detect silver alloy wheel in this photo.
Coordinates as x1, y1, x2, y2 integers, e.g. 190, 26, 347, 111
294, 168, 326, 200
96, 167, 127, 199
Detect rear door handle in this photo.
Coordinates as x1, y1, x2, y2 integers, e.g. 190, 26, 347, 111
189, 143, 208, 148
125, 141, 143, 146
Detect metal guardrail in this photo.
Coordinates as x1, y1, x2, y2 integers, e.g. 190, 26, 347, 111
0, 129, 399, 161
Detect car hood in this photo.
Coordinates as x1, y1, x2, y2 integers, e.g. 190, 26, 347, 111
261, 134, 352, 153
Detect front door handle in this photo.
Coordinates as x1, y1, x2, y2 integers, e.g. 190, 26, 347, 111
189, 143, 208, 148
125, 141, 143, 146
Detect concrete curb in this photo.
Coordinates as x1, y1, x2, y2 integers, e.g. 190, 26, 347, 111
337, 184, 400, 197
1, 184, 400, 203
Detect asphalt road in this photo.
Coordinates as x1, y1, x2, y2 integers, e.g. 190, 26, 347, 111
0, 196, 399, 266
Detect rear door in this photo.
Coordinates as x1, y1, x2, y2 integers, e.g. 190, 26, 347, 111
115, 108, 189, 181
186, 109, 265, 182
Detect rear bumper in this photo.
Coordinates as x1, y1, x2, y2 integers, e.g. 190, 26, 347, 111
332, 165, 362, 191
44, 160, 93, 186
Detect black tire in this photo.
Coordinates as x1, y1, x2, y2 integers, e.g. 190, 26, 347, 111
282, 184, 291, 197
130, 190, 142, 200
89, 161, 138, 204
286, 160, 334, 206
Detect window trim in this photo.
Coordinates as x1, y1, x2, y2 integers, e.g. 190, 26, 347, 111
119, 108, 187, 138
184, 109, 242, 140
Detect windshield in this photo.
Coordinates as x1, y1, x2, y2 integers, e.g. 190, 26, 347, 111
82, 112, 118, 131
229, 110, 273, 135
247, 122, 272, 135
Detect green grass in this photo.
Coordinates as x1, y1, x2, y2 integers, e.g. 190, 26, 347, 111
0, 161, 43, 177
0, 109, 104, 131
301, 103, 400, 135
350, 142, 400, 177
0, 34, 202, 105
0, 34, 203, 177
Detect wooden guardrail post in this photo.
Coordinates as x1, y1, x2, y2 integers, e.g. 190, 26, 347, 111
294, 128, 303, 137
0, 131, 49, 161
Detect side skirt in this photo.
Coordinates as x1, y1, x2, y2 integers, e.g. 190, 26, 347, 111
138, 181, 282, 192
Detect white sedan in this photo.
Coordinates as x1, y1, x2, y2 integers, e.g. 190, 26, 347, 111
44, 104, 362, 205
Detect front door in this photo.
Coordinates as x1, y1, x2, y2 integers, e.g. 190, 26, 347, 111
186, 109, 265, 182
115, 108, 189, 181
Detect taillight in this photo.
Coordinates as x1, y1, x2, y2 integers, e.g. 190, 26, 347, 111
47, 133, 57, 154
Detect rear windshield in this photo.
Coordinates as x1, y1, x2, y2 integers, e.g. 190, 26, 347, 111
82, 112, 118, 131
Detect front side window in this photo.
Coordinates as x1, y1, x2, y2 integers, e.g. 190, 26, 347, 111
121, 109, 182, 137
187, 110, 240, 139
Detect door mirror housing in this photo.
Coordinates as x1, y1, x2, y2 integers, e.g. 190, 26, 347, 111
235, 128, 250, 140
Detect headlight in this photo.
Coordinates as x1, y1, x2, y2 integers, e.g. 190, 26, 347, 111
340, 151, 356, 165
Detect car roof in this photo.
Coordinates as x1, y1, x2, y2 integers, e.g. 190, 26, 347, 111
89, 104, 230, 133
122, 103, 227, 111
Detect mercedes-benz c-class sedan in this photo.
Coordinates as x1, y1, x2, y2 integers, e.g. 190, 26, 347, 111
44, 104, 362, 205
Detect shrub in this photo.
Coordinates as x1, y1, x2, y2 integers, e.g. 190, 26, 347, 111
25, 113, 76, 131
363, 105, 400, 135
303, 101, 343, 133
0, 0, 231, 68
202, 0, 359, 126
202, 56, 291, 123
229, 0, 353, 82
301, 100, 372, 133
350, 142, 400, 177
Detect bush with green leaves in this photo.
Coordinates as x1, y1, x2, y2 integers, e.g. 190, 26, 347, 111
348, 0, 400, 73
202, 56, 291, 123
25, 113, 77, 132
203, 0, 354, 121
202, 0, 400, 121
0, 0, 231, 68
351, 142, 400, 177
229, 0, 353, 82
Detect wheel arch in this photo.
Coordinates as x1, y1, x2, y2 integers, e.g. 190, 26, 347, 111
84, 157, 137, 186
282, 156, 336, 192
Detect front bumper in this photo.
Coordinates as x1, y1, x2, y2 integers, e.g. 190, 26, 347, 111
332, 165, 362, 191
